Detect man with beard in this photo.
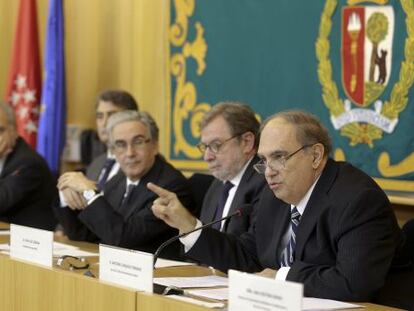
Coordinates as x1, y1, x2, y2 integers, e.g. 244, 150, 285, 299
193, 102, 265, 235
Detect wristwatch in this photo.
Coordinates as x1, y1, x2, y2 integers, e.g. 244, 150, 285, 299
82, 189, 97, 201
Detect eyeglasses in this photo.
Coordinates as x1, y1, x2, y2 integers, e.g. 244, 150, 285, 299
197, 134, 241, 154
112, 137, 151, 154
253, 144, 313, 174
56, 255, 90, 271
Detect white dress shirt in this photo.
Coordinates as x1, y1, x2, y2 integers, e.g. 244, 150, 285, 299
276, 176, 320, 280
180, 158, 253, 249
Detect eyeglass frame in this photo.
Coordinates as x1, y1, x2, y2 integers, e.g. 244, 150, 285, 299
111, 136, 151, 154
196, 133, 243, 154
253, 144, 314, 174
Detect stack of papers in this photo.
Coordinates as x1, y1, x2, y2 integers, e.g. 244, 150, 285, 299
155, 258, 196, 268
154, 275, 228, 288
0, 241, 98, 257
155, 275, 363, 310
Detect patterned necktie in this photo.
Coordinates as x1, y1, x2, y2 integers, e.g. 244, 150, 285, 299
280, 206, 301, 267
119, 184, 136, 210
97, 158, 116, 191
212, 181, 234, 230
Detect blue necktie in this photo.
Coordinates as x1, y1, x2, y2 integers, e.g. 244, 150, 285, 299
280, 206, 301, 267
212, 181, 234, 230
97, 158, 116, 191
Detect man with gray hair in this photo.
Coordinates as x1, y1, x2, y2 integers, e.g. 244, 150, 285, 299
60, 89, 139, 210
0, 102, 56, 230
54, 110, 193, 258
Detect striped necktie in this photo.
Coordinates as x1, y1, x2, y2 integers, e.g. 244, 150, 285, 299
280, 206, 301, 267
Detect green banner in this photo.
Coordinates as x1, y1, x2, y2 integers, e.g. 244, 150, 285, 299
167, 0, 414, 192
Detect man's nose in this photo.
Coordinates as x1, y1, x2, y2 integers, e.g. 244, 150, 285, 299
203, 147, 215, 161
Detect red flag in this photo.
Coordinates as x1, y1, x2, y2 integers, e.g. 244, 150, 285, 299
5, 0, 42, 148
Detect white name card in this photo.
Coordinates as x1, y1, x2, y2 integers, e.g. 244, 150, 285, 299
99, 244, 153, 293
228, 270, 303, 311
10, 224, 53, 267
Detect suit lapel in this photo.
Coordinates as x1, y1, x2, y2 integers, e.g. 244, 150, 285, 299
203, 181, 222, 222
120, 155, 163, 219
105, 172, 127, 210
295, 159, 338, 260
257, 188, 291, 266
228, 156, 259, 214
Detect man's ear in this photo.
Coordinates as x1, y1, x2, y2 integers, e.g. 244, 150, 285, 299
312, 143, 325, 169
241, 131, 255, 153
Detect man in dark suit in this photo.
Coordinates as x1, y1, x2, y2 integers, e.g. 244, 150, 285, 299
60, 90, 138, 209
148, 110, 411, 306
54, 111, 193, 257
0, 103, 56, 230
196, 102, 266, 235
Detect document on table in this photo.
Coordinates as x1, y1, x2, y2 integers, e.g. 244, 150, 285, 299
0, 242, 98, 257
168, 295, 225, 309
155, 258, 196, 268
154, 275, 228, 288
302, 298, 363, 310
0, 243, 9, 253
53, 242, 98, 257
186, 287, 228, 301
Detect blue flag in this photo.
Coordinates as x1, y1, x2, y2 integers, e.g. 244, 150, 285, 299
37, 0, 66, 175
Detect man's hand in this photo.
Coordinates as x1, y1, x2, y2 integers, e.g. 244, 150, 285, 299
62, 188, 88, 210
58, 172, 97, 192
147, 182, 197, 234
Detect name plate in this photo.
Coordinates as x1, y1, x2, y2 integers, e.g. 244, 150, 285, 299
99, 244, 153, 293
228, 270, 303, 311
10, 224, 53, 267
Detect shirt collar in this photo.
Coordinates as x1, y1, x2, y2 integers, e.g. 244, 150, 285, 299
227, 156, 253, 187
126, 178, 140, 187
107, 150, 116, 159
292, 175, 321, 215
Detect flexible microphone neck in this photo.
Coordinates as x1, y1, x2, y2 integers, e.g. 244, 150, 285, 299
153, 205, 252, 266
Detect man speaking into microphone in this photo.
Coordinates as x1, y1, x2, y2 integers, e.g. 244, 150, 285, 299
148, 110, 412, 309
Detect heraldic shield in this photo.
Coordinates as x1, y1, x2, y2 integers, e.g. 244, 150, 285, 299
342, 5, 394, 107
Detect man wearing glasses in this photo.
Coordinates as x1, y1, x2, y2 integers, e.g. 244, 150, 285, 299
55, 110, 193, 259
59, 89, 139, 210
149, 110, 410, 306
194, 102, 266, 235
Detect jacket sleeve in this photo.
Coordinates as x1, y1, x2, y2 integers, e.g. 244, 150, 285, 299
0, 162, 44, 214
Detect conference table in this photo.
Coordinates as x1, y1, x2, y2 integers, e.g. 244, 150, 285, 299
0, 222, 403, 311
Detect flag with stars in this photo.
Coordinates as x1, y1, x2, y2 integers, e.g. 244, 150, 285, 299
37, 0, 66, 175
5, 0, 42, 148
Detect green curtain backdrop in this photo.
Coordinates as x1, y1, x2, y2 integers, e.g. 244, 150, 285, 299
167, 0, 414, 192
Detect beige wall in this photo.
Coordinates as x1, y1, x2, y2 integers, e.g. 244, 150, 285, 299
0, 0, 170, 153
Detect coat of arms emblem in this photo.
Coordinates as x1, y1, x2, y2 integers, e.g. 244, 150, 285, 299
316, 0, 414, 146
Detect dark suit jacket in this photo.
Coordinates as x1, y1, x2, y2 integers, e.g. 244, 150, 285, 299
54, 155, 193, 258
187, 159, 409, 302
200, 156, 266, 235
85, 152, 108, 181
0, 137, 57, 230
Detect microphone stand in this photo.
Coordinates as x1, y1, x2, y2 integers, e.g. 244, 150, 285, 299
153, 209, 241, 267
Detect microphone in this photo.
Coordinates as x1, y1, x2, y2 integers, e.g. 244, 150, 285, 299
153, 204, 253, 266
